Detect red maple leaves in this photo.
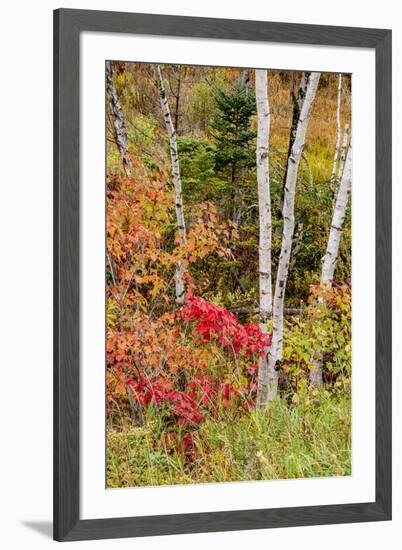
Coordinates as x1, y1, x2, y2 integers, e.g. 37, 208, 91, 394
125, 296, 271, 423
111, 295, 272, 462
183, 294, 271, 356
128, 376, 205, 426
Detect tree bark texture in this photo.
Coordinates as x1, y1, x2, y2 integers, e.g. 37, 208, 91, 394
105, 61, 132, 178
265, 72, 321, 403
154, 65, 187, 305
279, 72, 309, 219
255, 69, 273, 407
330, 74, 343, 196
321, 142, 352, 285
241, 68, 250, 90
309, 141, 352, 387
337, 122, 350, 184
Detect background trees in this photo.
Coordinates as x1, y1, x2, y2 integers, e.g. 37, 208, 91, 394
106, 63, 352, 487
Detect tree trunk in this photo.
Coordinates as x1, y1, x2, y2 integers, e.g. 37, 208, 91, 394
241, 68, 250, 90
308, 355, 324, 388
337, 122, 350, 183
278, 72, 309, 219
307, 79, 349, 388
265, 72, 321, 403
255, 69, 273, 407
105, 61, 132, 178
330, 74, 343, 197
154, 65, 187, 305
172, 66, 182, 135
321, 142, 352, 285
309, 142, 352, 387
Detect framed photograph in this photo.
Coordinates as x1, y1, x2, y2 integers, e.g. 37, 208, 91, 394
54, 8, 392, 541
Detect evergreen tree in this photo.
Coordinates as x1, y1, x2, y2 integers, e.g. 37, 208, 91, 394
211, 80, 256, 182
210, 81, 257, 225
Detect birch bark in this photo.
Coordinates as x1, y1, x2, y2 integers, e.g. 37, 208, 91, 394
241, 68, 250, 90
265, 72, 321, 403
330, 74, 343, 196
105, 61, 132, 178
255, 69, 273, 407
337, 123, 350, 183
321, 143, 352, 285
154, 65, 187, 305
308, 143, 352, 387
279, 72, 309, 220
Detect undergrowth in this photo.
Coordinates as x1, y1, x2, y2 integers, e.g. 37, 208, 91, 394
107, 386, 351, 488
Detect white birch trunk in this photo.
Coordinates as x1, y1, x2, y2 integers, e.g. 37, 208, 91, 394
321, 142, 352, 285
241, 68, 250, 89
154, 65, 187, 305
255, 69, 273, 407
308, 355, 324, 387
309, 143, 352, 387
265, 72, 321, 403
309, 75, 342, 388
330, 74, 343, 195
105, 61, 132, 178
279, 72, 309, 221
337, 123, 350, 183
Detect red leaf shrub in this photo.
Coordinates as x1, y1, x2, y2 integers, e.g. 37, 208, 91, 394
182, 295, 271, 356
110, 295, 272, 462
127, 376, 205, 427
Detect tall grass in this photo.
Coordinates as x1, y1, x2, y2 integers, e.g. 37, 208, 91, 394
107, 387, 351, 488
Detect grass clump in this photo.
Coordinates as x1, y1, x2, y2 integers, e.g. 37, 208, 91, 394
107, 386, 351, 488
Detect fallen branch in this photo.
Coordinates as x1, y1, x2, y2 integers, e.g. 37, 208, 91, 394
227, 305, 303, 317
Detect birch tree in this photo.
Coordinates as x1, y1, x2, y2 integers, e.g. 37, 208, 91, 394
241, 68, 250, 90
255, 69, 273, 407
337, 123, 350, 183
278, 72, 309, 220
154, 64, 187, 305
329, 74, 343, 196
264, 72, 321, 403
309, 143, 352, 387
308, 83, 350, 388
321, 142, 352, 284
106, 61, 132, 178
166, 66, 183, 135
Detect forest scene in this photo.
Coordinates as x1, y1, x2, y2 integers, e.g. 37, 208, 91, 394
106, 62, 352, 488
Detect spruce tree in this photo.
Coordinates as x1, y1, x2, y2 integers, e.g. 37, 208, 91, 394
211, 80, 256, 181
210, 81, 256, 224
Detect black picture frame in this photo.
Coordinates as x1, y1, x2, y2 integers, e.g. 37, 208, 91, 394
54, 8, 392, 542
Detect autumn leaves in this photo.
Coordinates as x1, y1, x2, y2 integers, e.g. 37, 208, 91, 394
150, 66, 351, 403
105, 64, 352, 487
